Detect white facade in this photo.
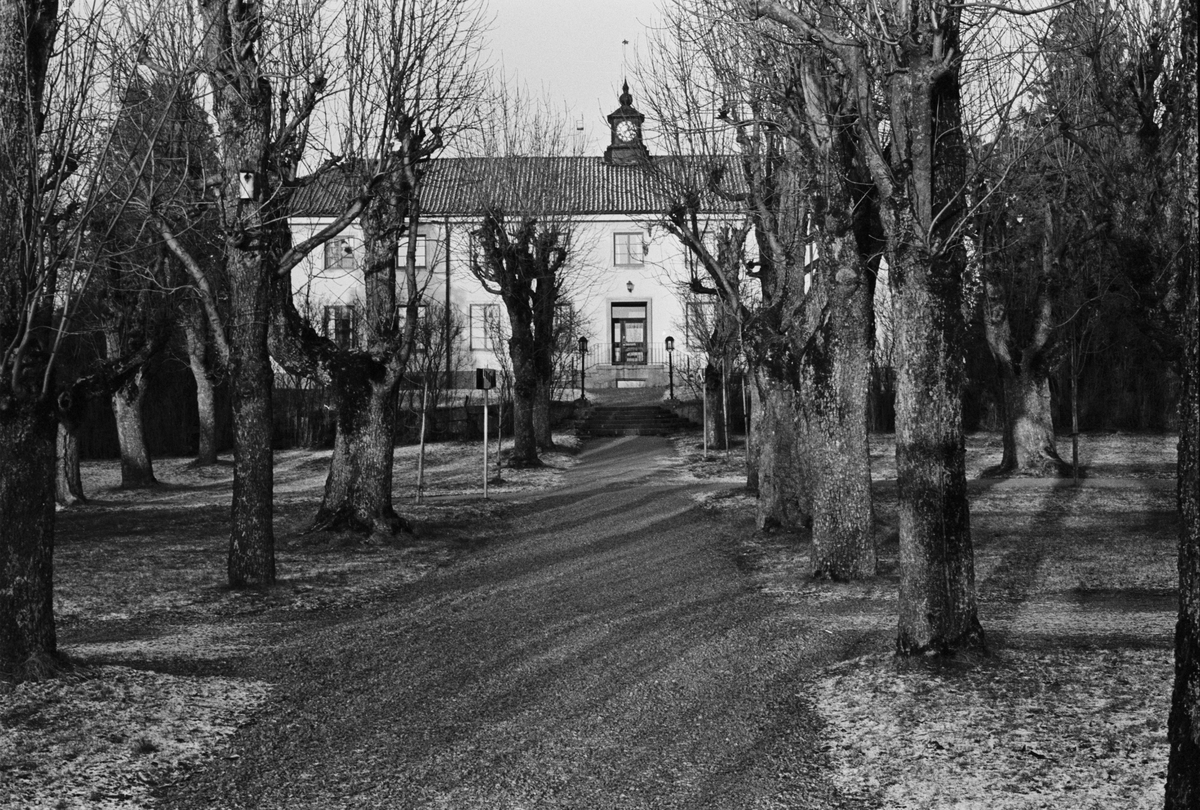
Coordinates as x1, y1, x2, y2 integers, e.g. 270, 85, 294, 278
289, 210, 720, 391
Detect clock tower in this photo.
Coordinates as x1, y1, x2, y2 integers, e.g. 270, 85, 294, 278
604, 81, 650, 166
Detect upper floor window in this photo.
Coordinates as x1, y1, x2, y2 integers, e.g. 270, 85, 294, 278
399, 235, 427, 269
324, 238, 356, 271
613, 232, 644, 266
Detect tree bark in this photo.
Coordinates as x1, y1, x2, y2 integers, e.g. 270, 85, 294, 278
891, 242, 984, 654
55, 420, 85, 507
507, 335, 542, 468
225, 267, 276, 588
533, 375, 554, 450
982, 217, 1067, 476
799, 229, 876, 580
752, 373, 809, 531
196, 0, 282, 588
745, 378, 760, 492
183, 304, 219, 465
995, 367, 1065, 475
704, 362, 726, 449
1166, 0, 1198, 798
311, 356, 409, 539
0, 405, 58, 680
110, 366, 157, 489
0, 0, 62, 680
884, 47, 985, 655
1167, 215, 1199, 808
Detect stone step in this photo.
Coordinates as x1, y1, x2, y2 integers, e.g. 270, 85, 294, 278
576, 404, 695, 437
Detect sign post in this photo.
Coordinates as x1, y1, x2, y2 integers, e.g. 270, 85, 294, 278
416, 382, 428, 503
483, 386, 489, 499
476, 368, 496, 499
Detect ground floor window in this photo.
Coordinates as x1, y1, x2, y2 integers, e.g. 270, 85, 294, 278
324, 304, 357, 349
470, 303, 501, 350
395, 304, 429, 353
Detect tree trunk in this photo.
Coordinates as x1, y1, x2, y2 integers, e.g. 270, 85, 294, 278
982, 217, 1066, 477
533, 375, 554, 450
1168, 222, 1199, 808
110, 367, 158, 489
506, 336, 541, 468
183, 305, 219, 465
799, 235, 876, 580
1166, 0, 1198, 797
0, 405, 58, 680
704, 362, 726, 448
225, 269, 276, 588
875, 34, 985, 656
55, 420, 85, 507
1, 0, 63, 682
195, 0, 281, 589
311, 356, 409, 540
995, 366, 1066, 475
745, 378, 759, 492
891, 242, 985, 655
753, 373, 809, 531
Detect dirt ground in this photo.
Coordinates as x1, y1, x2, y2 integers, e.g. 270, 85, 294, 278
0, 430, 1181, 809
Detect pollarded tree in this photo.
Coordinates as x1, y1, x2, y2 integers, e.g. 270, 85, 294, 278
152, 0, 384, 585
745, 0, 986, 650
466, 86, 588, 467
639, 24, 808, 530
271, 0, 488, 539
642, 3, 878, 579
1, 0, 177, 678
1158, 0, 1196, 802
973, 120, 1110, 476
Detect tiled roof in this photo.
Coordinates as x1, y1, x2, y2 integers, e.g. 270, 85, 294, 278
289, 155, 744, 219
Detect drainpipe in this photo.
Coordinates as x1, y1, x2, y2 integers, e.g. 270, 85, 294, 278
444, 216, 452, 391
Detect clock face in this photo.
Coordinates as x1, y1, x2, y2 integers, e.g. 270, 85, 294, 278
616, 120, 638, 143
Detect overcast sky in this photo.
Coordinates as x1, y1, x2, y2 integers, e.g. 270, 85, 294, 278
485, 0, 663, 152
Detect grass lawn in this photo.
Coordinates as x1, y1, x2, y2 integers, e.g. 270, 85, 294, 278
0, 430, 1182, 809
680, 431, 1178, 809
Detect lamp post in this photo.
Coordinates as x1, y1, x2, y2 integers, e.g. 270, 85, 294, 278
665, 336, 675, 400
578, 335, 589, 403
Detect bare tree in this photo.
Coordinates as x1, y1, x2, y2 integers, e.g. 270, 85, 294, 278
1, 0, 169, 677
1162, 0, 1197, 800
263, 0, 487, 539
642, 3, 878, 580
466, 84, 589, 467
151, 0, 384, 584
742, 0, 987, 648
308, 0, 487, 537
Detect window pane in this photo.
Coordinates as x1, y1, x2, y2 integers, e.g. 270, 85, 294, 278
325, 238, 355, 271
400, 236, 427, 268
470, 303, 500, 350
613, 233, 643, 266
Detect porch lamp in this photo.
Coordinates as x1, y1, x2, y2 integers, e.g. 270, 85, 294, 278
578, 335, 589, 403
626, 280, 634, 293
665, 336, 676, 400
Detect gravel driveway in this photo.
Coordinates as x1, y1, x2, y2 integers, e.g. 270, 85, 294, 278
162, 437, 861, 809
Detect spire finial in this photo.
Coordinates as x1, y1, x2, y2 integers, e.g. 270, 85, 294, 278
619, 80, 633, 107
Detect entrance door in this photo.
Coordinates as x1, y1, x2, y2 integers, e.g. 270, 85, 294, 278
611, 303, 647, 365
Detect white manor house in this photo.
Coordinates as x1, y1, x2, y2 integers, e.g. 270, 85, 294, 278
288, 84, 739, 395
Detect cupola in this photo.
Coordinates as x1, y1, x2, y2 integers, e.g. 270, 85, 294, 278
604, 81, 650, 166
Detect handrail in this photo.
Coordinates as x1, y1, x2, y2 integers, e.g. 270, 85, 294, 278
575, 343, 705, 370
